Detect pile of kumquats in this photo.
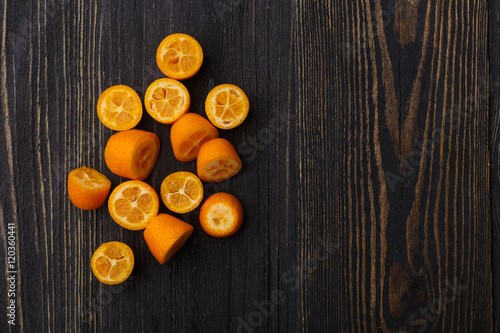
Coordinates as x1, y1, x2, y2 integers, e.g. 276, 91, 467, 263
67, 33, 249, 285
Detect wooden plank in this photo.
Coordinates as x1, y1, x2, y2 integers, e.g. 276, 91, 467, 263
0, 0, 298, 332
295, 0, 493, 331
0, 0, 496, 332
489, 0, 500, 331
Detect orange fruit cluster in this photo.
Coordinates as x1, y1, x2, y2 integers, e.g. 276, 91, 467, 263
68, 33, 249, 285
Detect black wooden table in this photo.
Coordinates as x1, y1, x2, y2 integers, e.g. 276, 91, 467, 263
1, 1, 498, 332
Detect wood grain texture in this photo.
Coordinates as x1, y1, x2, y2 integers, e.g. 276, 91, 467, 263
0, 0, 496, 332
1, 0, 297, 332
489, 0, 500, 331
296, 0, 493, 332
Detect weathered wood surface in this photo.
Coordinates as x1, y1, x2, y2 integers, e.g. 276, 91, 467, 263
0, 0, 495, 332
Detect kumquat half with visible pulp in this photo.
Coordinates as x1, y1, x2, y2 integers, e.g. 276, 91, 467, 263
91, 241, 134, 285
144, 78, 190, 124
160, 171, 204, 214
97, 85, 143, 131
205, 84, 249, 129
108, 180, 160, 230
156, 33, 203, 80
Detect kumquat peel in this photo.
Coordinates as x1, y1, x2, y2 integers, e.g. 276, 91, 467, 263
105, 129, 160, 181
144, 214, 194, 265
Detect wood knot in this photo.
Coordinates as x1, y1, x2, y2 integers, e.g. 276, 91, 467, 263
388, 262, 425, 318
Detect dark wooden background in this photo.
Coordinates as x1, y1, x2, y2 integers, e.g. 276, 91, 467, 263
0, 0, 497, 332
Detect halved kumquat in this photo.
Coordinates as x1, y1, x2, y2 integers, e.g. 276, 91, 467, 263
97, 85, 142, 131
170, 113, 219, 162
68, 166, 111, 210
205, 84, 249, 129
199, 192, 243, 237
160, 171, 203, 214
91, 241, 134, 285
197, 138, 242, 182
108, 180, 160, 230
144, 214, 194, 264
105, 129, 160, 180
156, 33, 203, 80
144, 78, 190, 124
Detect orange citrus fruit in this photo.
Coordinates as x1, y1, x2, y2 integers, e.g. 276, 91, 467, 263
144, 214, 194, 264
105, 129, 160, 180
199, 192, 243, 237
197, 138, 242, 182
144, 78, 190, 124
91, 241, 134, 285
68, 166, 111, 210
97, 85, 142, 131
170, 113, 219, 162
205, 84, 249, 129
108, 180, 160, 230
156, 33, 203, 80
160, 171, 203, 214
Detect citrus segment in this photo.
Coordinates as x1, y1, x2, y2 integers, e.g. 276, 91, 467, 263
91, 242, 134, 285
105, 129, 160, 180
156, 33, 203, 80
197, 138, 242, 182
170, 113, 219, 162
68, 166, 111, 210
108, 180, 159, 230
145, 78, 190, 124
199, 192, 243, 237
160, 171, 203, 214
97, 85, 143, 131
205, 84, 249, 129
143, 214, 194, 264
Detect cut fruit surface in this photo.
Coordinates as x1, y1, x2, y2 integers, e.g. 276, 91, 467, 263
160, 171, 203, 214
105, 129, 160, 180
170, 113, 219, 162
108, 180, 159, 230
145, 78, 190, 124
97, 85, 142, 131
205, 84, 249, 129
199, 192, 243, 237
144, 214, 194, 264
68, 166, 111, 210
197, 138, 242, 182
156, 33, 203, 80
91, 241, 134, 285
